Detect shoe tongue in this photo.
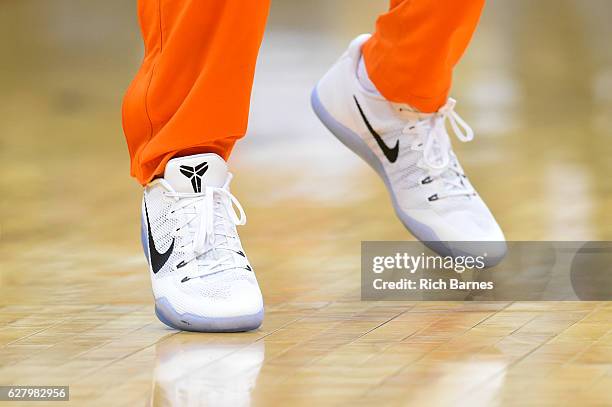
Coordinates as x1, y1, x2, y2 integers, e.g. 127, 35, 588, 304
164, 153, 228, 193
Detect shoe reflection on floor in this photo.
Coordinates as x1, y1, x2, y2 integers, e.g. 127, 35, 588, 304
149, 335, 265, 407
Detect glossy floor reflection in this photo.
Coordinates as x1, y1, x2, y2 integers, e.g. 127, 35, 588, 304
151, 337, 264, 406
0, 0, 611, 406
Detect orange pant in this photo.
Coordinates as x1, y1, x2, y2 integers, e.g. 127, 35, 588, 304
123, 0, 484, 185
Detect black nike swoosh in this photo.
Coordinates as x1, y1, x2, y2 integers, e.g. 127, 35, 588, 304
353, 95, 399, 163
144, 200, 174, 274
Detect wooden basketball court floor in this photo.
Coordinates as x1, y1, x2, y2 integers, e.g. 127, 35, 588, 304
1, 0, 611, 405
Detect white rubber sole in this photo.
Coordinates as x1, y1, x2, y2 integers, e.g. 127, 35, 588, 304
155, 298, 264, 333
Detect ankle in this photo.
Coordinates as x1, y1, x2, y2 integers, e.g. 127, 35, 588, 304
357, 56, 382, 96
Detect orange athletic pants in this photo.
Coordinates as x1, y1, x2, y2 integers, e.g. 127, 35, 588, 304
123, 0, 485, 185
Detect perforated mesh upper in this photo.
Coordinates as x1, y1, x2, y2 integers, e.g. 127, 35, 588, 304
144, 181, 261, 314
144, 187, 183, 278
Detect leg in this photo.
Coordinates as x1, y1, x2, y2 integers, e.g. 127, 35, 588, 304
128, 0, 270, 332
123, 0, 270, 185
311, 1, 505, 255
362, 0, 485, 112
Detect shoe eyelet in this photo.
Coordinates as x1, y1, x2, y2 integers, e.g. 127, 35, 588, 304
421, 176, 433, 185
428, 194, 439, 202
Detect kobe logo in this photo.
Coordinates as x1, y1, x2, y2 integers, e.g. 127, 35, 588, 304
179, 162, 208, 193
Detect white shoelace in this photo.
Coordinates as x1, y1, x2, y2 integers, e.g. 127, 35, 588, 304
404, 98, 476, 199
165, 174, 247, 278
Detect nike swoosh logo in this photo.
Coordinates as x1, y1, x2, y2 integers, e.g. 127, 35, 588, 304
353, 95, 399, 163
144, 200, 174, 274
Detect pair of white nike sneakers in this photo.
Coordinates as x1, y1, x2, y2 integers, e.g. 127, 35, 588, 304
141, 35, 505, 332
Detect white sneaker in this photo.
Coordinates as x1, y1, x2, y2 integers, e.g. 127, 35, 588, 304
311, 34, 506, 259
141, 153, 263, 332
